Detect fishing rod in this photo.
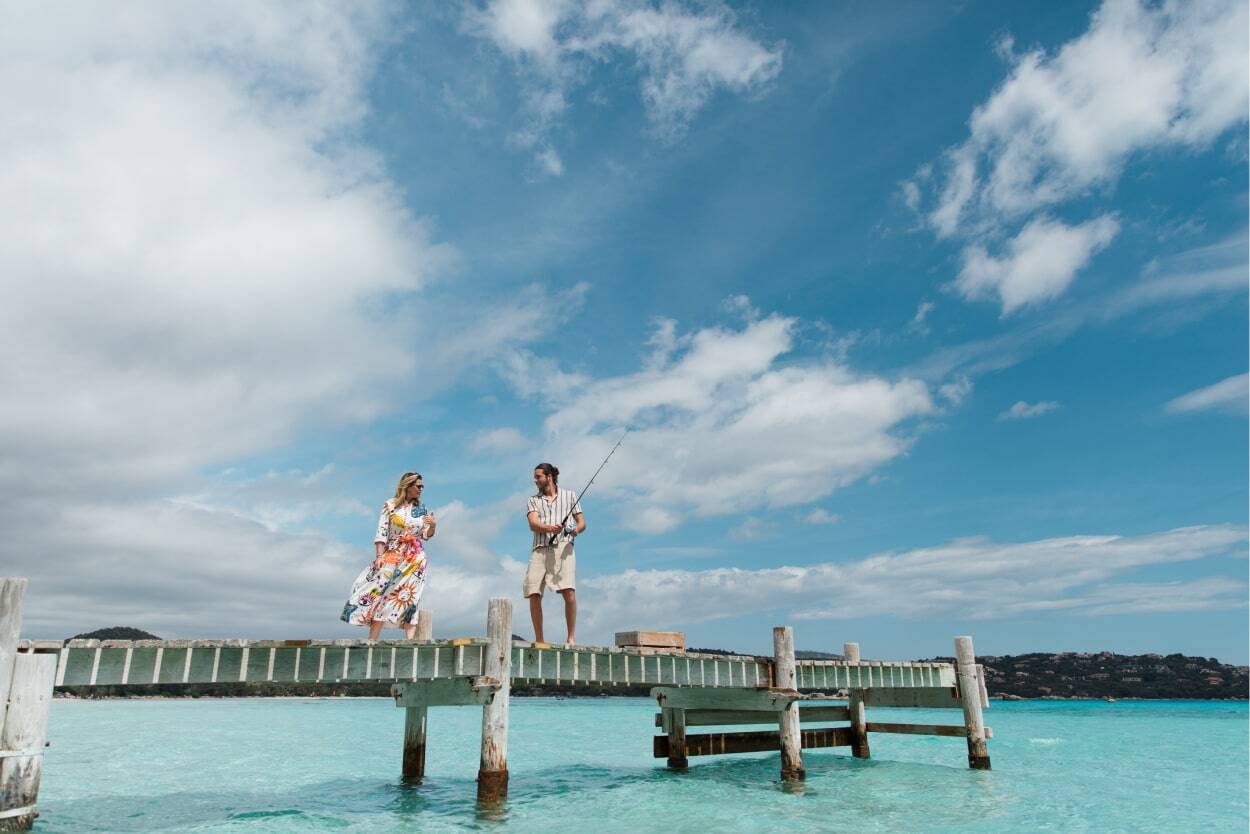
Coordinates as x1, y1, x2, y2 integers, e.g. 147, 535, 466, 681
547, 429, 629, 546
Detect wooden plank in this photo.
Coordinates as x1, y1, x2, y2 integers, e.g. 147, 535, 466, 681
654, 706, 851, 727
652, 687, 798, 711
391, 676, 501, 707
861, 686, 962, 708
653, 726, 851, 758
615, 631, 685, 650
866, 722, 994, 739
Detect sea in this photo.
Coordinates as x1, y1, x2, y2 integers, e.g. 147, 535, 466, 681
34, 697, 1247, 833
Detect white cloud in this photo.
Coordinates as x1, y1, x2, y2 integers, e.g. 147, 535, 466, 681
939, 376, 973, 406
955, 215, 1119, 314
472, 427, 532, 455
998, 400, 1062, 421
0, 2, 454, 502
803, 509, 842, 525
465, 0, 783, 168
523, 313, 933, 526
574, 524, 1247, 634
1164, 373, 1249, 415
909, 300, 935, 334
910, 0, 1248, 311
912, 235, 1247, 382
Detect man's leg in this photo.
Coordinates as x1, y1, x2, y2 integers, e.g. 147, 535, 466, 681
528, 593, 544, 643
559, 588, 577, 645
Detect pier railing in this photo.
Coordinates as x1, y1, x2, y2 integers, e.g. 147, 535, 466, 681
0, 578, 992, 828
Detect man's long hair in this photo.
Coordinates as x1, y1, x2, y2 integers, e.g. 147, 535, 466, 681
534, 462, 559, 490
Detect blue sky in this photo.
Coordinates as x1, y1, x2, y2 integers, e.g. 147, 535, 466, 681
3, 0, 1246, 663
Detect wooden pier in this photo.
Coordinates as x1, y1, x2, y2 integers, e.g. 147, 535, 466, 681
0, 578, 992, 827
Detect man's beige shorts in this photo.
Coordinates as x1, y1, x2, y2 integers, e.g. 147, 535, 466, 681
523, 542, 576, 596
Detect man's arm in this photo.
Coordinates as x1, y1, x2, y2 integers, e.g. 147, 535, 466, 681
528, 510, 561, 535
570, 512, 586, 536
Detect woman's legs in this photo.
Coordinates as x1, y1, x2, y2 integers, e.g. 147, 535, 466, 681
368, 619, 385, 640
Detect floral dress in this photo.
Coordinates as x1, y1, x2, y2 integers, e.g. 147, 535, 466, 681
340, 500, 429, 627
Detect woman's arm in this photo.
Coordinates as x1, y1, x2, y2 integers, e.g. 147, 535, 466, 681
422, 510, 436, 540
374, 503, 390, 559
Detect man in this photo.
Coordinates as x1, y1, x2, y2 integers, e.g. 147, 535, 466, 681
524, 462, 585, 645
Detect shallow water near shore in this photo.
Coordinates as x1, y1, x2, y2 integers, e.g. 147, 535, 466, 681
36, 697, 1248, 832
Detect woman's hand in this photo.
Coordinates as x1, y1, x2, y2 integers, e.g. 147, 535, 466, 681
424, 511, 437, 539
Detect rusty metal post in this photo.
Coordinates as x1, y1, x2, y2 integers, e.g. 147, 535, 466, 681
477, 599, 512, 802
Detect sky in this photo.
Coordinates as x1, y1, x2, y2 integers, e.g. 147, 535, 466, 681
3, 0, 1247, 664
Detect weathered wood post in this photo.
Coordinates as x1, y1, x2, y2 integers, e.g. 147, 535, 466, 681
402, 607, 432, 782
0, 580, 26, 738
954, 635, 991, 770
0, 653, 56, 832
477, 598, 512, 802
663, 708, 688, 770
773, 626, 804, 781
401, 706, 428, 782
415, 610, 433, 641
844, 641, 870, 759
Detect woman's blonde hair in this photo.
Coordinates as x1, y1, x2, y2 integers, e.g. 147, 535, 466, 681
391, 471, 423, 508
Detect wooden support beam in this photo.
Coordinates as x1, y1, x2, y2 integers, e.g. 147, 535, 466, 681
843, 643, 869, 759
415, 611, 433, 641
662, 708, 688, 769
0, 653, 55, 832
477, 599, 512, 803
653, 705, 850, 727
653, 726, 851, 759
955, 636, 991, 770
651, 686, 798, 712
861, 686, 962, 709
865, 722, 994, 739
773, 627, 804, 781
0, 580, 26, 741
402, 707, 428, 783
392, 677, 500, 707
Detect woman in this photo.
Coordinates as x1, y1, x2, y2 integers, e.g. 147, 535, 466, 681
340, 471, 436, 639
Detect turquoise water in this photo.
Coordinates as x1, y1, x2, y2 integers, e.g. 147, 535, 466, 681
36, 698, 1247, 832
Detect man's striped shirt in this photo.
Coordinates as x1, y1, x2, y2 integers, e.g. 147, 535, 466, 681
527, 489, 583, 549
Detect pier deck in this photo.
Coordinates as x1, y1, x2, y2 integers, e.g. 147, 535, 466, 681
20, 638, 956, 690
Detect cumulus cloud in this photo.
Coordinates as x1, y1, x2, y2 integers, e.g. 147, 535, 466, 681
465, 0, 783, 170
909, 0, 1248, 312
1164, 373, 1249, 415
519, 312, 933, 527
0, 2, 453, 503
575, 524, 1248, 634
955, 215, 1119, 314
